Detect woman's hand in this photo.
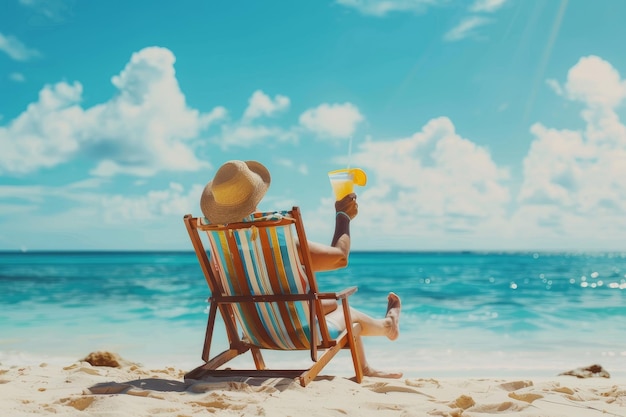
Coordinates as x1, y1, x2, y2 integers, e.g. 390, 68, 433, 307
335, 193, 358, 220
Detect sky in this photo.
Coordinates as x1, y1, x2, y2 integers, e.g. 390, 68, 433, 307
2, 0, 626, 251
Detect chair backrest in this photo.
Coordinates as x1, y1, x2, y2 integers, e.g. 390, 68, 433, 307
186, 207, 331, 351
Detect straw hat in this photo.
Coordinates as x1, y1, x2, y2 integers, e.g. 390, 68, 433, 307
200, 160, 271, 224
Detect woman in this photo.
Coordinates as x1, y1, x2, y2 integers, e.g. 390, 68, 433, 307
200, 160, 402, 379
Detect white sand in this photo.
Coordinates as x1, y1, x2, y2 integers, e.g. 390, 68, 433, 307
1, 354, 624, 417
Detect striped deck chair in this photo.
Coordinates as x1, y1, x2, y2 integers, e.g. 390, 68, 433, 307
183, 206, 364, 386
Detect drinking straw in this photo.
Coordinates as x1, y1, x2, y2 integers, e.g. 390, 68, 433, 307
347, 136, 353, 169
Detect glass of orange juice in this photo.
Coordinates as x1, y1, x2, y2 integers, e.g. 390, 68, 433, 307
328, 168, 367, 200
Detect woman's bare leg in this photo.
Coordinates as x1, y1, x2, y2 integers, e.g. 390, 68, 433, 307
348, 292, 401, 340
324, 292, 403, 379
385, 292, 401, 340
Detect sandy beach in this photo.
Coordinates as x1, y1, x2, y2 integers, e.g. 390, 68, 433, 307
1, 352, 624, 417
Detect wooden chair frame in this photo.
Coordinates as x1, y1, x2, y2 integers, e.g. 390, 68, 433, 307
183, 206, 364, 386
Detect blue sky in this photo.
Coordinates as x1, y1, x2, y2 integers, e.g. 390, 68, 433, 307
2, 0, 626, 251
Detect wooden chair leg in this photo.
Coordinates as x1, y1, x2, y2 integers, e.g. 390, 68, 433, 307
202, 302, 219, 362
348, 324, 364, 383
251, 347, 266, 370
340, 298, 364, 383
185, 348, 242, 380
299, 340, 345, 386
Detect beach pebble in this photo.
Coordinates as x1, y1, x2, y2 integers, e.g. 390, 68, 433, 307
452, 394, 475, 409
559, 364, 611, 379
82, 351, 124, 368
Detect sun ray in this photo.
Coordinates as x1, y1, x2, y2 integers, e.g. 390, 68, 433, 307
523, 0, 569, 121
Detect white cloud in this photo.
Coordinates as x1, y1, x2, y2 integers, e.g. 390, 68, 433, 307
521, 113, 626, 212
336, 0, 438, 16
563, 55, 626, 108
208, 90, 294, 148
90, 160, 157, 178
9, 72, 26, 82
0, 184, 47, 203
67, 177, 109, 189
218, 124, 296, 149
0, 81, 84, 174
297, 164, 309, 175
517, 56, 626, 245
545, 78, 563, 96
101, 182, 203, 223
346, 117, 510, 244
0, 46, 225, 176
299, 103, 364, 139
274, 157, 309, 175
444, 16, 491, 42
19, 0, 74, 24
441, 0, 507, 43
0, 180, 204, 249
243, 90, 290, 121
469, 0, 507, 13
518, 124, 590, 206
0, 33, 41, 61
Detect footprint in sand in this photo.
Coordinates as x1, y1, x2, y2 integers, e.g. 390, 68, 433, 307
60, 396, 96, 411
468, 401, 529, 413
406, 378, 441, 389
498, 380, 533, 391
365, 381, 430, 395
508, 392, 544, 403
551, 386, 575, 395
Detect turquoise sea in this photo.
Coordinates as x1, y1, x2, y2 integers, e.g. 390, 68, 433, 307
1, 251, 625, 378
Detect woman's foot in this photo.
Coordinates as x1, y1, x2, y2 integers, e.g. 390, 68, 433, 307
363, 365, 403, 379
385, 292, 401, 341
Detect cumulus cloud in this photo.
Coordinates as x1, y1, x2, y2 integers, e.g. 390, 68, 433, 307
210, 89, 295, 148
444, 16, 491, 42
0, 33, 41, 61
519, 125, 590, 206
243, 90, 290, 121
328, 55, 626, 249
349, 117, 510, 240
0, 81, 84, 174
335, 0, 438, 17
518, 56, 626, 242
217, 93, 365, 148
299, 103, 364, 139
0, 46, 225, 176
564, 56, 626, 108
548, 56, 626, 108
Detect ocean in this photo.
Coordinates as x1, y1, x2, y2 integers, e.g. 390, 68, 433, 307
1, 251, 624, 378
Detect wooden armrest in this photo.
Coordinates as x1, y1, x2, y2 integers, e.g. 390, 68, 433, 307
318, 286, 358, 300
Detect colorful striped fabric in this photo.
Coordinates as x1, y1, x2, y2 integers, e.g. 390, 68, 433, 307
201, 211, 322, 350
